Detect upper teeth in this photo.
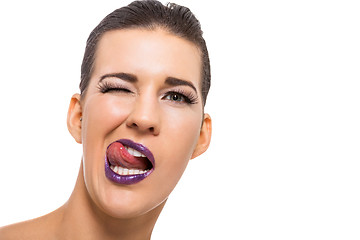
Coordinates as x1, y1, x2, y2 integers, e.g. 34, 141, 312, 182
124, 146, 146, 157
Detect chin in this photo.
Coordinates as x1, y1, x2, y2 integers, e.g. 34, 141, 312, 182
94, 184, 167, 219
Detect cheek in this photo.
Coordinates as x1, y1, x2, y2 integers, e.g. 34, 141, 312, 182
156, 107, 202, 180
164, 107, 202, 147
82, 96, 133, 146
81, 96, 133, 185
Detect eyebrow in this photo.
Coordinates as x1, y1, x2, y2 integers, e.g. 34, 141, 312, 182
99, 72, 137, 83
165, 77, 198, 93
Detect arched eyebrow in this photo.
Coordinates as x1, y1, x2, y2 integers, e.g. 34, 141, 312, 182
99, 72, 137, 83
165, 77, 198, 93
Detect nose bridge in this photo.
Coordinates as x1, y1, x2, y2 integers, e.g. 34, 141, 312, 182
126, 89, 160, 135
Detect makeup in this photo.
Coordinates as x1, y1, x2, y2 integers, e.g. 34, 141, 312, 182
105, 139, 155, 185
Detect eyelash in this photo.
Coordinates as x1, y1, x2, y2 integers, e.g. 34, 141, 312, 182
163, 89, 199, 105
97, 82, 132, 94
97, 82, 199, 105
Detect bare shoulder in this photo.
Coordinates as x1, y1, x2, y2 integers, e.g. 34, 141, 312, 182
0, 208, 64, 240
0, 219, 42, 240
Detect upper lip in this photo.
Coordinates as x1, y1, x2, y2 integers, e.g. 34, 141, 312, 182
112, 139, 155, 169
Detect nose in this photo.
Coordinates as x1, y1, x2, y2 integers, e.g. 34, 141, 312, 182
126, 95, 160, 136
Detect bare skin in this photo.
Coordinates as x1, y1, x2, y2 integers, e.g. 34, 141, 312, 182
0, 28, 211, 240
0, 163, 164, 240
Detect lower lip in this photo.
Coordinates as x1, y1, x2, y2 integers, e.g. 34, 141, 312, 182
105, 159, 153, 185
104, 139, 155, 185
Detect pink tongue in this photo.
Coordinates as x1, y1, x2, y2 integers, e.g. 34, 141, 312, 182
106, 142, 150, 170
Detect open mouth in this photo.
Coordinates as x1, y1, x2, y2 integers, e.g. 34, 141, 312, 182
104, 139, 155, 185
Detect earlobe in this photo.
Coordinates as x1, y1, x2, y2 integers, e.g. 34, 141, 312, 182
191, 113, 212, 159
67, 93, 83, 144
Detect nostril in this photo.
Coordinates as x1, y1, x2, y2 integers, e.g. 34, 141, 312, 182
128, 122, 155, 133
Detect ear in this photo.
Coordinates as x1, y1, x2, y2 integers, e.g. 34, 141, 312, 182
67, 93, 82, 144
191, 113, 212, 159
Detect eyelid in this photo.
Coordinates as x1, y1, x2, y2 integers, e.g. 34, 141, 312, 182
97, 80, 135, 93
165, 85, 198, 96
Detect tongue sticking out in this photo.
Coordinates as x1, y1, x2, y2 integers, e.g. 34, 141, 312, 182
106, 142, 151, 171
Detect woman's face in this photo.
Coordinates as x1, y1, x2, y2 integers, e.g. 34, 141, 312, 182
69, 29, 211, 218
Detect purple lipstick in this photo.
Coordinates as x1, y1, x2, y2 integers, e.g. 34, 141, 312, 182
105, 139, 155, 185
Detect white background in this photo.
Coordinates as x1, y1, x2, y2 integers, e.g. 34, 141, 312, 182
0, 0, 359, 239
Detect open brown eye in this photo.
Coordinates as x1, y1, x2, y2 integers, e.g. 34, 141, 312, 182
170, 93, 182, 101
163, 90, 198, 105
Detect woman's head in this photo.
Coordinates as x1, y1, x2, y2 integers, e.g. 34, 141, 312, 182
67, 0, 211, 219
80, 0, 211, 106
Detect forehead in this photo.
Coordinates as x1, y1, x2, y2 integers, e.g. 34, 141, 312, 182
93, 28, 202, 86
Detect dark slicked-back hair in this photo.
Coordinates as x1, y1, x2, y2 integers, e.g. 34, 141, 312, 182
80, 0, 211, 105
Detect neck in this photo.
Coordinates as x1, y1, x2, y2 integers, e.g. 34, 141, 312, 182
58, 161, 165, 240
